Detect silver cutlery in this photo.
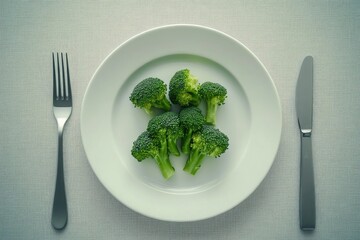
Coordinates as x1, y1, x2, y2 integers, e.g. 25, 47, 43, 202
51, 52, 72, 230
296, 56, 315, 230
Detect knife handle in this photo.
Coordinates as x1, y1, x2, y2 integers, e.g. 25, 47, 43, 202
300, 133, 316, 230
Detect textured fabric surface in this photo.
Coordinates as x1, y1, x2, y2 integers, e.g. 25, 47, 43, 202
1, 1, 359, 239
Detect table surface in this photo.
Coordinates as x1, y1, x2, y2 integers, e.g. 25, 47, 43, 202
1, 1, 359, 239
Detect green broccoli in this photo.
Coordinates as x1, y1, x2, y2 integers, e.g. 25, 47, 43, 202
131, 131, 175, 179
147, 111, 184, 157
169, 69, 201, 107
199, 81, 227, 125
179, 107, 205, 154
129, 77, 171, 115
183, 125, 229, 175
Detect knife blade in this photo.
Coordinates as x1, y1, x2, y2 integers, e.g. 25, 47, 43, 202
296, 56, 313, 131
296, 56, 316, 231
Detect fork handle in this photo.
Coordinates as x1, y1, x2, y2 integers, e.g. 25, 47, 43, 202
51, 128, 68, 230
299, 134, 316, 230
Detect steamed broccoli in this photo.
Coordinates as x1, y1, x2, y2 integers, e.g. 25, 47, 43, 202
199, 81, 227, 125
131, 131, 175, 179
169, 69, 201, 107
129, 77, 171, 115
179, 107, 205, 154
183, 125, 229, 175
147, 112, 184, 156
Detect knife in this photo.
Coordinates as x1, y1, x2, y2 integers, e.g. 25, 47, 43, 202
296, 56, 315, 231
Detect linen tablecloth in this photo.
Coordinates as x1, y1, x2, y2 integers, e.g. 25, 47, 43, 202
1, 1, 359, 239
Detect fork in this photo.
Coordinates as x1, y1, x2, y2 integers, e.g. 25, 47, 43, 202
51, 52, 72, 230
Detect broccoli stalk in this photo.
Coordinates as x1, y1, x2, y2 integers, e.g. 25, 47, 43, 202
167, 134, 181, 157
155, 131, 175, 179
199, 81, 227, 125
130, 77, 171, 115
183, 125, 229, 175
131, 131, 175, 179
183, 147, 206, 175
154, 156, 174, 179
181, 129, 193, 154
205, 98, 219, 125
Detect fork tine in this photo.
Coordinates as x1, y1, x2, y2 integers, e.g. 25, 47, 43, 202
61, 53, 66, 100
65, 53, 72, 100
52, 53, 57, 101
57, 53, 62, 99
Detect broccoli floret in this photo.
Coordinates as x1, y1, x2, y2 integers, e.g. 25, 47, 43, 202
183, 125, 229, 175
129, 77, 171, 115
199, 81, 227, 125
169, 69, 201, 107
179, 107, 205, 154
131, 131, 175, 179
147, 112, 184, 157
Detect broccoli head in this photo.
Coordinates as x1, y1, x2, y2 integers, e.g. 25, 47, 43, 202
199, 81, 227, 125
169, 69, 201, 107
183, 125, 229, 175
147, 111, 184, 157
179, 107, 205, 154
131, 131, 175, 179
129, 77, 171, 115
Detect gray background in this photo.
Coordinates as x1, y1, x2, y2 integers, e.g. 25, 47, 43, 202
1, 1, 359, 239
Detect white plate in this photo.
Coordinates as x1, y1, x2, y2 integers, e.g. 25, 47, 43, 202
81, 24, 282, 222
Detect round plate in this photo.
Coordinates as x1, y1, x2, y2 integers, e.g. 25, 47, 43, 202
80, 24, 282, 222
